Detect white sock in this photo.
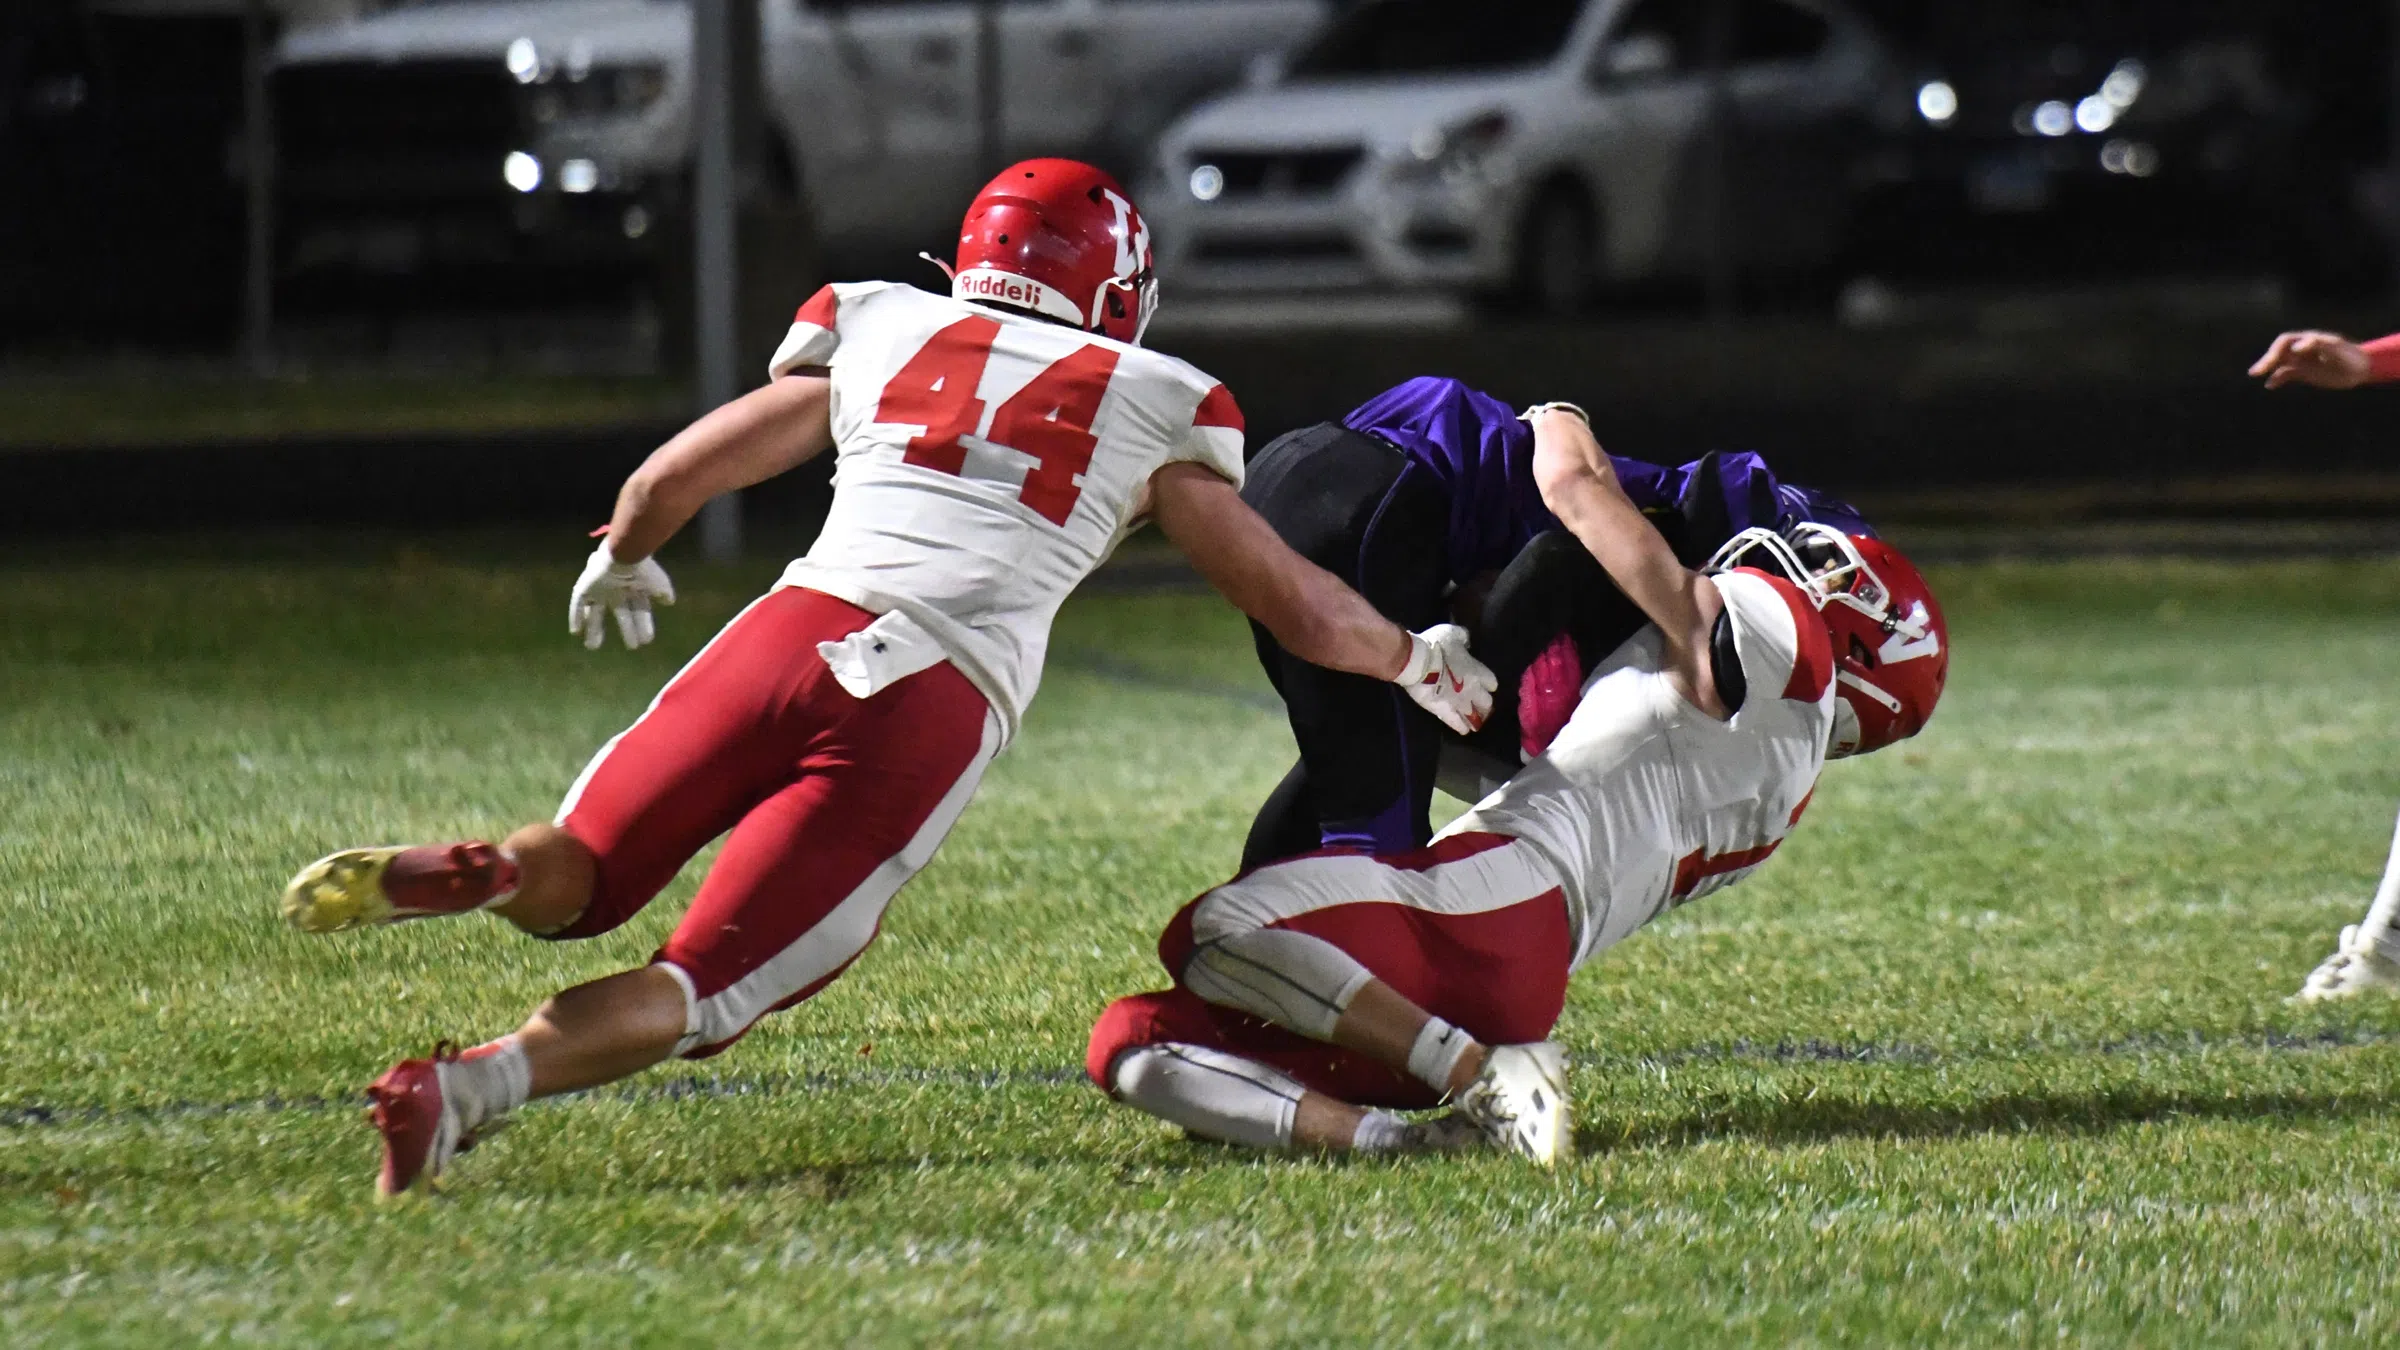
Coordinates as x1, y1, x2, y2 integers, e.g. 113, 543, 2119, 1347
1108, 1043, 1301, 1150
1406, 1017, 1475, 1095
482, 846, 522, 910
2356, 803, 2400, 960
1350, 1110, 1411, 1155
436, 1034, 531, 1135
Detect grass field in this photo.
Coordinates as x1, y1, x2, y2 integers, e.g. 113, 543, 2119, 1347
8, 544, 2400, 1345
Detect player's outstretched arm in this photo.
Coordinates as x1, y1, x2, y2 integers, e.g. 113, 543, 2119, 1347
2248, 331, 2382, 390
1526, 405, 1728, 719
566, 371, 837, 649
604, 371, 836, 561
1148, 461, 1496, 734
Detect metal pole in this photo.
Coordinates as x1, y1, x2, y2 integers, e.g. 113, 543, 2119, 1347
2390, 0, 2400, 302
241, 0, 274, 375
694, 0, 742, 560
1702, 0, 1735, 329
976, 0, 1002, 179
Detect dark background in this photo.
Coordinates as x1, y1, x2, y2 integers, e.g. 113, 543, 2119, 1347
9, 0, 2400, 538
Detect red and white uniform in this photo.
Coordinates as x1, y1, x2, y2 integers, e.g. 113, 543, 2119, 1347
560, 282, 1244, 1056
1090, 569, 1834, 1106
1446, 567, 1834, 969
770, 280, 1244, 740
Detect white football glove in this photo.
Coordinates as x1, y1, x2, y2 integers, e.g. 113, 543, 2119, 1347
1393, 623, 1498, 735
569, 541, 676, 651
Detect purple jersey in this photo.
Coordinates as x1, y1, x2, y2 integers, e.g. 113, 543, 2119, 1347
1341, 376, 1872, 580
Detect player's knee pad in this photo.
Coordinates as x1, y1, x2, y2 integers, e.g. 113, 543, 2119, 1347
1087, 993, 1165, 1090
1181, 929, 1375, 1042
1088, 989, 1222, 1090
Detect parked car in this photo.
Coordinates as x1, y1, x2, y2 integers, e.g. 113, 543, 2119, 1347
1843, 10, 2384, 294
1146, 0, 1891, 312
269, 0, 1328, 305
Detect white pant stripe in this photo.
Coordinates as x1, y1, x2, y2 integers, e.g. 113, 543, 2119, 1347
1191, 838, 1562, 946
669, 704, 1005, 1054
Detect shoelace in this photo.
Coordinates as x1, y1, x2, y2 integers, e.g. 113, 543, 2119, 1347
1458, 1079, 1516, 1130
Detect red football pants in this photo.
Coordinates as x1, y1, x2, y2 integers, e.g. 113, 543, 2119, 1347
553, 586, 998, 1057
1087, 833, 1573, 1110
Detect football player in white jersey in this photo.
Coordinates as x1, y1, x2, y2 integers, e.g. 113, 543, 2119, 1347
2250, 328, 2400, 1000
275, 159, 1497, 1196
1086, 404, 1949, 1162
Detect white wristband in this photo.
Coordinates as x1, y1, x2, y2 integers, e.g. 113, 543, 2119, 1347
1518, 401, 1590, 426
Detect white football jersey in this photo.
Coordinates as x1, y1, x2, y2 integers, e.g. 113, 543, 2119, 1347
765, 281, 1245, 742
1443, 569, 1835, 970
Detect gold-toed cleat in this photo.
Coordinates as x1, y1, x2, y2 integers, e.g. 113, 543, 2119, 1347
281, 846, 408, 933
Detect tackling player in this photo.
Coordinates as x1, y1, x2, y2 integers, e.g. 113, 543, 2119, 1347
2250, 327, 2400, 1000
277, 160, 1497, 1196
1086, 404, 1948, 1161
1237, 374, 1875, 869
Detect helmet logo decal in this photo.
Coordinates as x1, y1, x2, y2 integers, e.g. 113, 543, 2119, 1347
1877, 605, 1941, 665
1099, 187, 1148, 280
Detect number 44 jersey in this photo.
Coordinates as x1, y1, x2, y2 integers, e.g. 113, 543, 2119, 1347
1445, 568, 1837, 972
766, 281, 1245, 744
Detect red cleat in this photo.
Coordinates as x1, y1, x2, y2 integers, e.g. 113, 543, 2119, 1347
1518, 633, 1584, 759
282, 842, 520, 934
366, 1048, 467, 1198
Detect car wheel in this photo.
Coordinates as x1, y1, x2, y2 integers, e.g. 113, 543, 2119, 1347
1514, 185, 1598, 318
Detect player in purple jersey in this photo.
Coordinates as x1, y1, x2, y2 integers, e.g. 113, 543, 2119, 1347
1238, 376, 1875, 869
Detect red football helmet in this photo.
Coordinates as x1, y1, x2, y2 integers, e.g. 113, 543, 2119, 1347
942, 158, 1158, 345
1708, 524, 1948, 757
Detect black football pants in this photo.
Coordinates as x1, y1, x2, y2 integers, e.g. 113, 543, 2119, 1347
1238, 423, 1452, 870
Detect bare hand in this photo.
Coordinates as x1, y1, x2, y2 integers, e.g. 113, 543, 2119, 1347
2249, 330, 2373, 391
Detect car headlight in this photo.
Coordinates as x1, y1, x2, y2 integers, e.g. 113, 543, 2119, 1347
1916, 80, 1957, 126
1396, 110, 1512, 185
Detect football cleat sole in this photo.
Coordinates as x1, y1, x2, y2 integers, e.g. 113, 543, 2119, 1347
282, 846, 409, 933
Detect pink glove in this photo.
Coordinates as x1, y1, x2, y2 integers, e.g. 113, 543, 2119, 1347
1518, 633, 1584, 760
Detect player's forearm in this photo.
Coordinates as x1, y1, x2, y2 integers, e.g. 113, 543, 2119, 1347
605, 376, 834, 562
1150, 463, 1413, 681
1261, 570, 1415, 681
602, 473, 707, 565
1529, 410, 1719, 668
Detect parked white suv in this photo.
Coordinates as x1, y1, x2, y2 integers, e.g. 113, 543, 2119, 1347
1147, 0, 1889, 311
272, 0, 1327, 290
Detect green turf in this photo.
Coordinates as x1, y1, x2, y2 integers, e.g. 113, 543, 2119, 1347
0, 372, 684, 448
7, 548, 2400, 1346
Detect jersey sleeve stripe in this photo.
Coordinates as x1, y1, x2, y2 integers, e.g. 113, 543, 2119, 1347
1733, 568, 1833, 703
767, 284, 842, 379
794, 284, 839, 329
1192, 383, 1244, 432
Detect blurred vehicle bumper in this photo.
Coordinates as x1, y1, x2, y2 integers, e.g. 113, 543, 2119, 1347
1152, 147, 1513, 294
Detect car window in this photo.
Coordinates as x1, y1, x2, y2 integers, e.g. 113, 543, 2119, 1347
1603, 0, 1708, 77
1733, 0, 1829, 64
1287, 0, 1585, 78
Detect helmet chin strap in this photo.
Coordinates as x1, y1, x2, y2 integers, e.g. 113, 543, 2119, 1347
1836, 667, 1903, 713
917, 252, 958, 282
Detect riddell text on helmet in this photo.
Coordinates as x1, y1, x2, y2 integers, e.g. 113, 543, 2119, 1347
957, 269, 1076, 319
